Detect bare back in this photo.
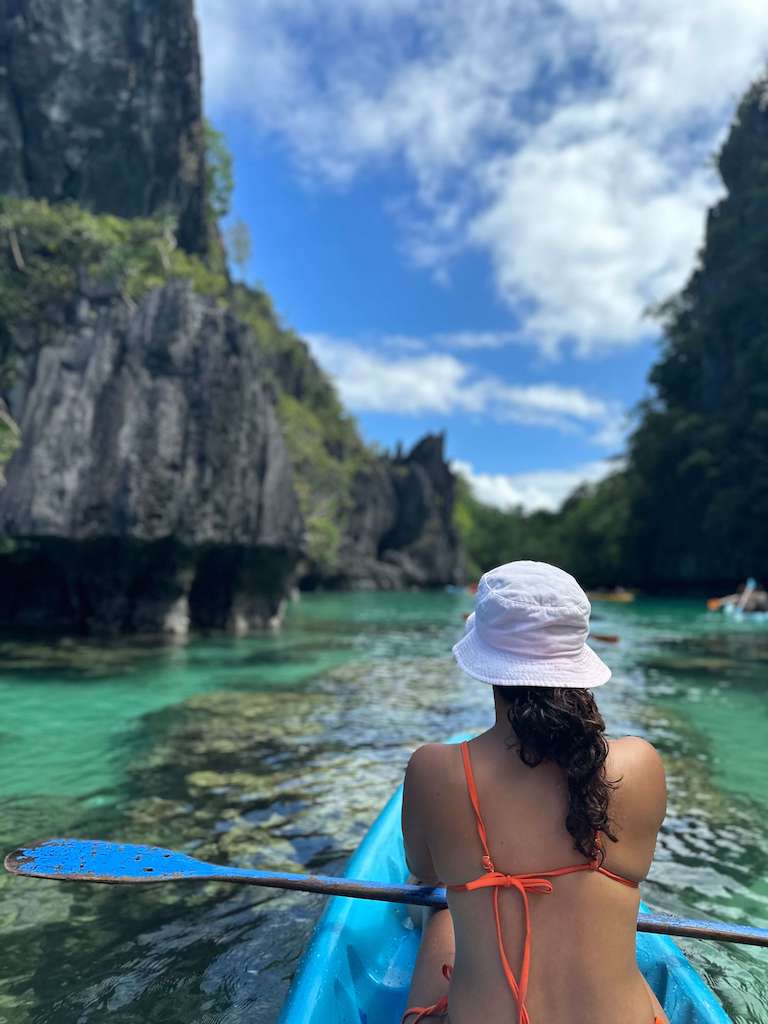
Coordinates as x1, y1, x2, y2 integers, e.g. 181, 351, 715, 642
402, 730, 667, 1024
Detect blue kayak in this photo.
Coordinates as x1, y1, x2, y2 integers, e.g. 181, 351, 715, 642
279, 762, 732, 1024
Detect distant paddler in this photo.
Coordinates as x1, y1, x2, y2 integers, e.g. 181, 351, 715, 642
707, 577, 768, 613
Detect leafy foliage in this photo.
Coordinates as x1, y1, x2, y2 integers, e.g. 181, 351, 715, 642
0, 406, 19, 483
277, 395, 350, 572
0, 197, 228, 329
203, 119, 234, 222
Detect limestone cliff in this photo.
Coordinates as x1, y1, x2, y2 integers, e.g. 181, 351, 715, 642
0, 0, 465, 635
316, 434, 464, 590
0, 280, 303, 632
0, 0, 208, 254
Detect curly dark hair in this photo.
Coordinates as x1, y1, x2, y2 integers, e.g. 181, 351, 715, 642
493, 686, 619, 861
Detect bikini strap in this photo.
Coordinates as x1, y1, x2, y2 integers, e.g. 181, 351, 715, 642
593, 830, 640, 888
596, 864, 640, 888
460, 741, 495, 872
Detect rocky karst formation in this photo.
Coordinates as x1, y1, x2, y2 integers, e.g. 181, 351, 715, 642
0, 0, 209, 255
322, 434, 464, 590
0, 281, 303, 632
0, 0, 465, 634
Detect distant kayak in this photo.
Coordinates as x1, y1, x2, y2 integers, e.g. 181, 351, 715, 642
279, 739, 732, 1024
707, 578, 768, 616
588, 589, 635, 603
722, 604, 768, 623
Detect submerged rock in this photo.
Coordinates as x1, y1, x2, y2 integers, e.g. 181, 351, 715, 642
125, 682, 414, 875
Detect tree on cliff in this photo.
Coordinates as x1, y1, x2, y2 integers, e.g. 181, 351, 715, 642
204, 120, 235, 222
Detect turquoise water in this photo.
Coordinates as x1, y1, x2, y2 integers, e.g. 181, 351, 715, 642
0, 594, 766, 1022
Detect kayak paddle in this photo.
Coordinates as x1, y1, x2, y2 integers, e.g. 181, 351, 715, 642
5, 838, 768, 948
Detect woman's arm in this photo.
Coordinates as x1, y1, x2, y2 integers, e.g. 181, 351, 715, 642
401, 745, 441, 886
607, 736, 667, 879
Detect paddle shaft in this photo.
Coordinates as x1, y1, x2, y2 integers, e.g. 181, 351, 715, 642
140, 874, 768, 946
159, 875, 768, 947
5, 842, 768, 948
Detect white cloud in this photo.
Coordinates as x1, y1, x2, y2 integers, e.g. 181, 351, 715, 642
197, 1, 768, 355
342, 329, 521, 352
436, 331, 518, 350
453, 458, 619, 512
305, 334, 467, 415
469, 128, 720, 355
304, 333, 623, 444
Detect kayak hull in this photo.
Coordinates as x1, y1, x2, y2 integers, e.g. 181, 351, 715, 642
280, 767, 731, 1024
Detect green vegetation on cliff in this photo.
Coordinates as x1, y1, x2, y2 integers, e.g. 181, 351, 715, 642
456, 75, 768, 589
0, 408, 19, 484
0, 116, 238, 357
230, 283, 375, 570
0, 197, 228, 328
203, 119, 235, 222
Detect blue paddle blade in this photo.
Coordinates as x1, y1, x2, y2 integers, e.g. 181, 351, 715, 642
3, 839, 227, 883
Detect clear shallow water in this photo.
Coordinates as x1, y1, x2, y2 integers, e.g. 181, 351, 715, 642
0, 593, 766, 1023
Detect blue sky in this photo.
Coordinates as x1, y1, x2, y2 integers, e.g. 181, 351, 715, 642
197, 1, 768, 511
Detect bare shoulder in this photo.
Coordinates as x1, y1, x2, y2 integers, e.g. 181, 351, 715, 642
405, 742, 463, 799
607, 736, 667, 833
407, 742, 449, 769
406, 742, 458, 778
608, 736, 666, 777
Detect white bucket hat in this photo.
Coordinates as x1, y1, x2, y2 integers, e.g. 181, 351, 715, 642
453, 561, 611, 688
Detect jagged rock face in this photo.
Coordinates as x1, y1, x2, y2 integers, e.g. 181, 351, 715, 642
0, 282, 304, 633
321, 434, 464, 590
329, 460, 401, 589
0, 0, 208, 254
380, 434, 464, 587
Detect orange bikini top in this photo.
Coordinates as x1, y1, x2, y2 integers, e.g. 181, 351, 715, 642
448, 741, 640, 1024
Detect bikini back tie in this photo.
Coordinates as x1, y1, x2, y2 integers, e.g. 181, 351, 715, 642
401, 741, 651, 1024
447, 741, 639, 1024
